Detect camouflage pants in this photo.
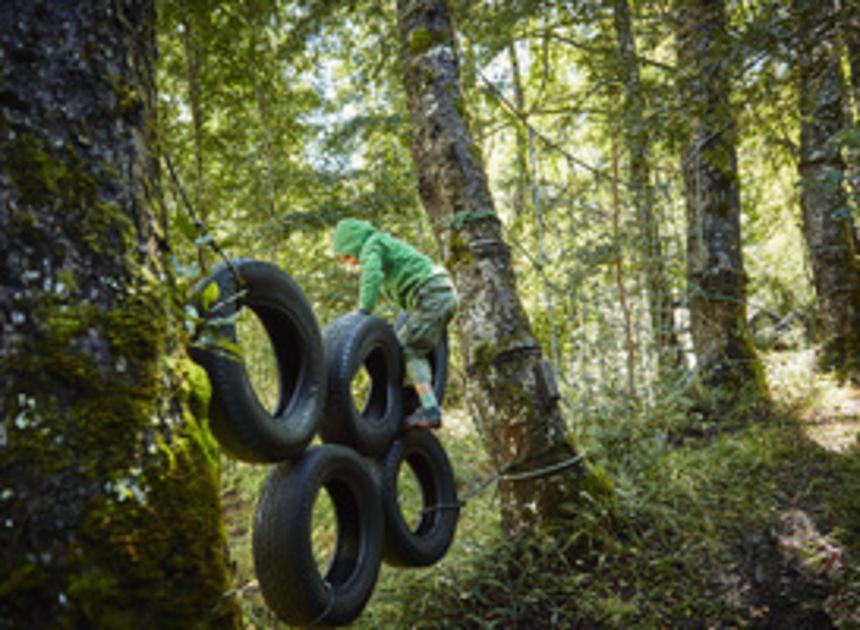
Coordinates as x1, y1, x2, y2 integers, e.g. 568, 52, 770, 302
396, 273, 458, 385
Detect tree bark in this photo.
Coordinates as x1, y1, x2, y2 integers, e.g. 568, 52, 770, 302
613, 0, 679, 373
246, 20, 280, 222
838, 2, 860, 274
611, 140, 637, 397
840, 3, 860, 118
674, 0, 767, 405
795, 0, 860, 377
396, 0, 596, 535
508, 43, 529, 222
179, 0, 206, 216
0, 2, 239, 626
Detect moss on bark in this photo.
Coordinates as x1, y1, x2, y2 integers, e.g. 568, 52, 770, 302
0, 2, 239, 626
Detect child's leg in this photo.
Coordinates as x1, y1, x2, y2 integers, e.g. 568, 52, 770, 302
397, 278, 457, 428
405, 355, 438, 409
402, 355, 441, 428
414, 380, 438, 409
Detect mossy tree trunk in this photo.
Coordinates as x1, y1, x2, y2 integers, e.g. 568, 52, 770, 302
795, 0, 860, 378
395, 0, 594, 535
674, 0, 767, 409
613, 0, 679, 374
0, 2, 239, 627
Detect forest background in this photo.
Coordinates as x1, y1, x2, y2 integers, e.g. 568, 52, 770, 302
2, 0, 860, 627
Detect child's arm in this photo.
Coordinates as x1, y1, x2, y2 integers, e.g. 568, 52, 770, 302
358, 245, 384, 314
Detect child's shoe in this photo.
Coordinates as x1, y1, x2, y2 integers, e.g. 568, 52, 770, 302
403, 406, 441, 430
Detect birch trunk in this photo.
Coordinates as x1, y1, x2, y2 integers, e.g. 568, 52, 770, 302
395, 0, 595, 535
0, 1, 238, 626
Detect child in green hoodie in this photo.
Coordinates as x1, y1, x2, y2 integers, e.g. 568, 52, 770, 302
332, 218, 458, 429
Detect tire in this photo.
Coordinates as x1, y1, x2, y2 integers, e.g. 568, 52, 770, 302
188, 259, 325, 462
394, 312, 449, 417
320, 313, 403, 458
380, 429, 459, 567
252, 445, 384, 627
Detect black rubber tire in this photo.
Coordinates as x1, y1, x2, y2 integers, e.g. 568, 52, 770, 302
188, 259, 325, 462
394, 312, 449, 417
320, 313, 404, 458
380, 429, 459, 567
252, 445, 384, 627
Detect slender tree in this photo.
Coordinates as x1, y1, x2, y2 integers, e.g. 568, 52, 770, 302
841, 3, 860, 118
395, 0, 597, 534
508, 43, 530, 222
674, 0, 767, 406
795, 0, 860, 377
613, 0, 678, 373
178, 0, 208, 218
0, 2, 238, 626
838, 2, 860, 252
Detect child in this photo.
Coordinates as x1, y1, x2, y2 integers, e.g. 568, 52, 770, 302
332, 218, 458, 429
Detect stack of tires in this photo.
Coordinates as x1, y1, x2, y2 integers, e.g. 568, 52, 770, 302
189, 260, 459, 626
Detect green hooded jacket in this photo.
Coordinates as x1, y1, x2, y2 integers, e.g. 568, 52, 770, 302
332, 219, 436, 313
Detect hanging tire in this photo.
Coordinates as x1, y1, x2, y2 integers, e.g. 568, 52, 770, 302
380, 429, 459, 567
253, 445, 384, 627
188, 259, 325, 462
319, 313, 403, 458
394, 312, 449, 417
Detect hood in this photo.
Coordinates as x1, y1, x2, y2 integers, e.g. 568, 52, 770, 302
332, 219, 378, 257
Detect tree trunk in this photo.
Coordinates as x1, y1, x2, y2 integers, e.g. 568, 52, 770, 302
613, 0, 679, 373
396, 0, 598, 535
841, 3, 860, 117
838, 2, 860, 272
796, 0, 860, 377
0, 2, 239, 627
674, 0, 767, 406
179, 0, 206, 215
508, 43, 529, 222
610, 140, 637, 397
508, 43, 563, 374
247, 28, 280, 221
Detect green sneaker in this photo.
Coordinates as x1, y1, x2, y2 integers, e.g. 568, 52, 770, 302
403, 406, 441, 430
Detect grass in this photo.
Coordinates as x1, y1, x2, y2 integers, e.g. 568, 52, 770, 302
221, 341, 860, 628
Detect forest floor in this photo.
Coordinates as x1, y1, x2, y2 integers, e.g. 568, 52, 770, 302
222, 348, 860, 629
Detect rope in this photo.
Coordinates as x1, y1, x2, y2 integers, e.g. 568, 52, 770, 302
421, 452, 586, 515
500, 453, 585, 482
162, 152, 244, 287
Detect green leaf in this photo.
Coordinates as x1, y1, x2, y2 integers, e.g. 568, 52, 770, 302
212, 338, 242, 358
200, 282, 220, 311
205, 314, 240, 327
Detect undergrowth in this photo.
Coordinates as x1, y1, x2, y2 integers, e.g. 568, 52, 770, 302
223, 348, 860, 628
